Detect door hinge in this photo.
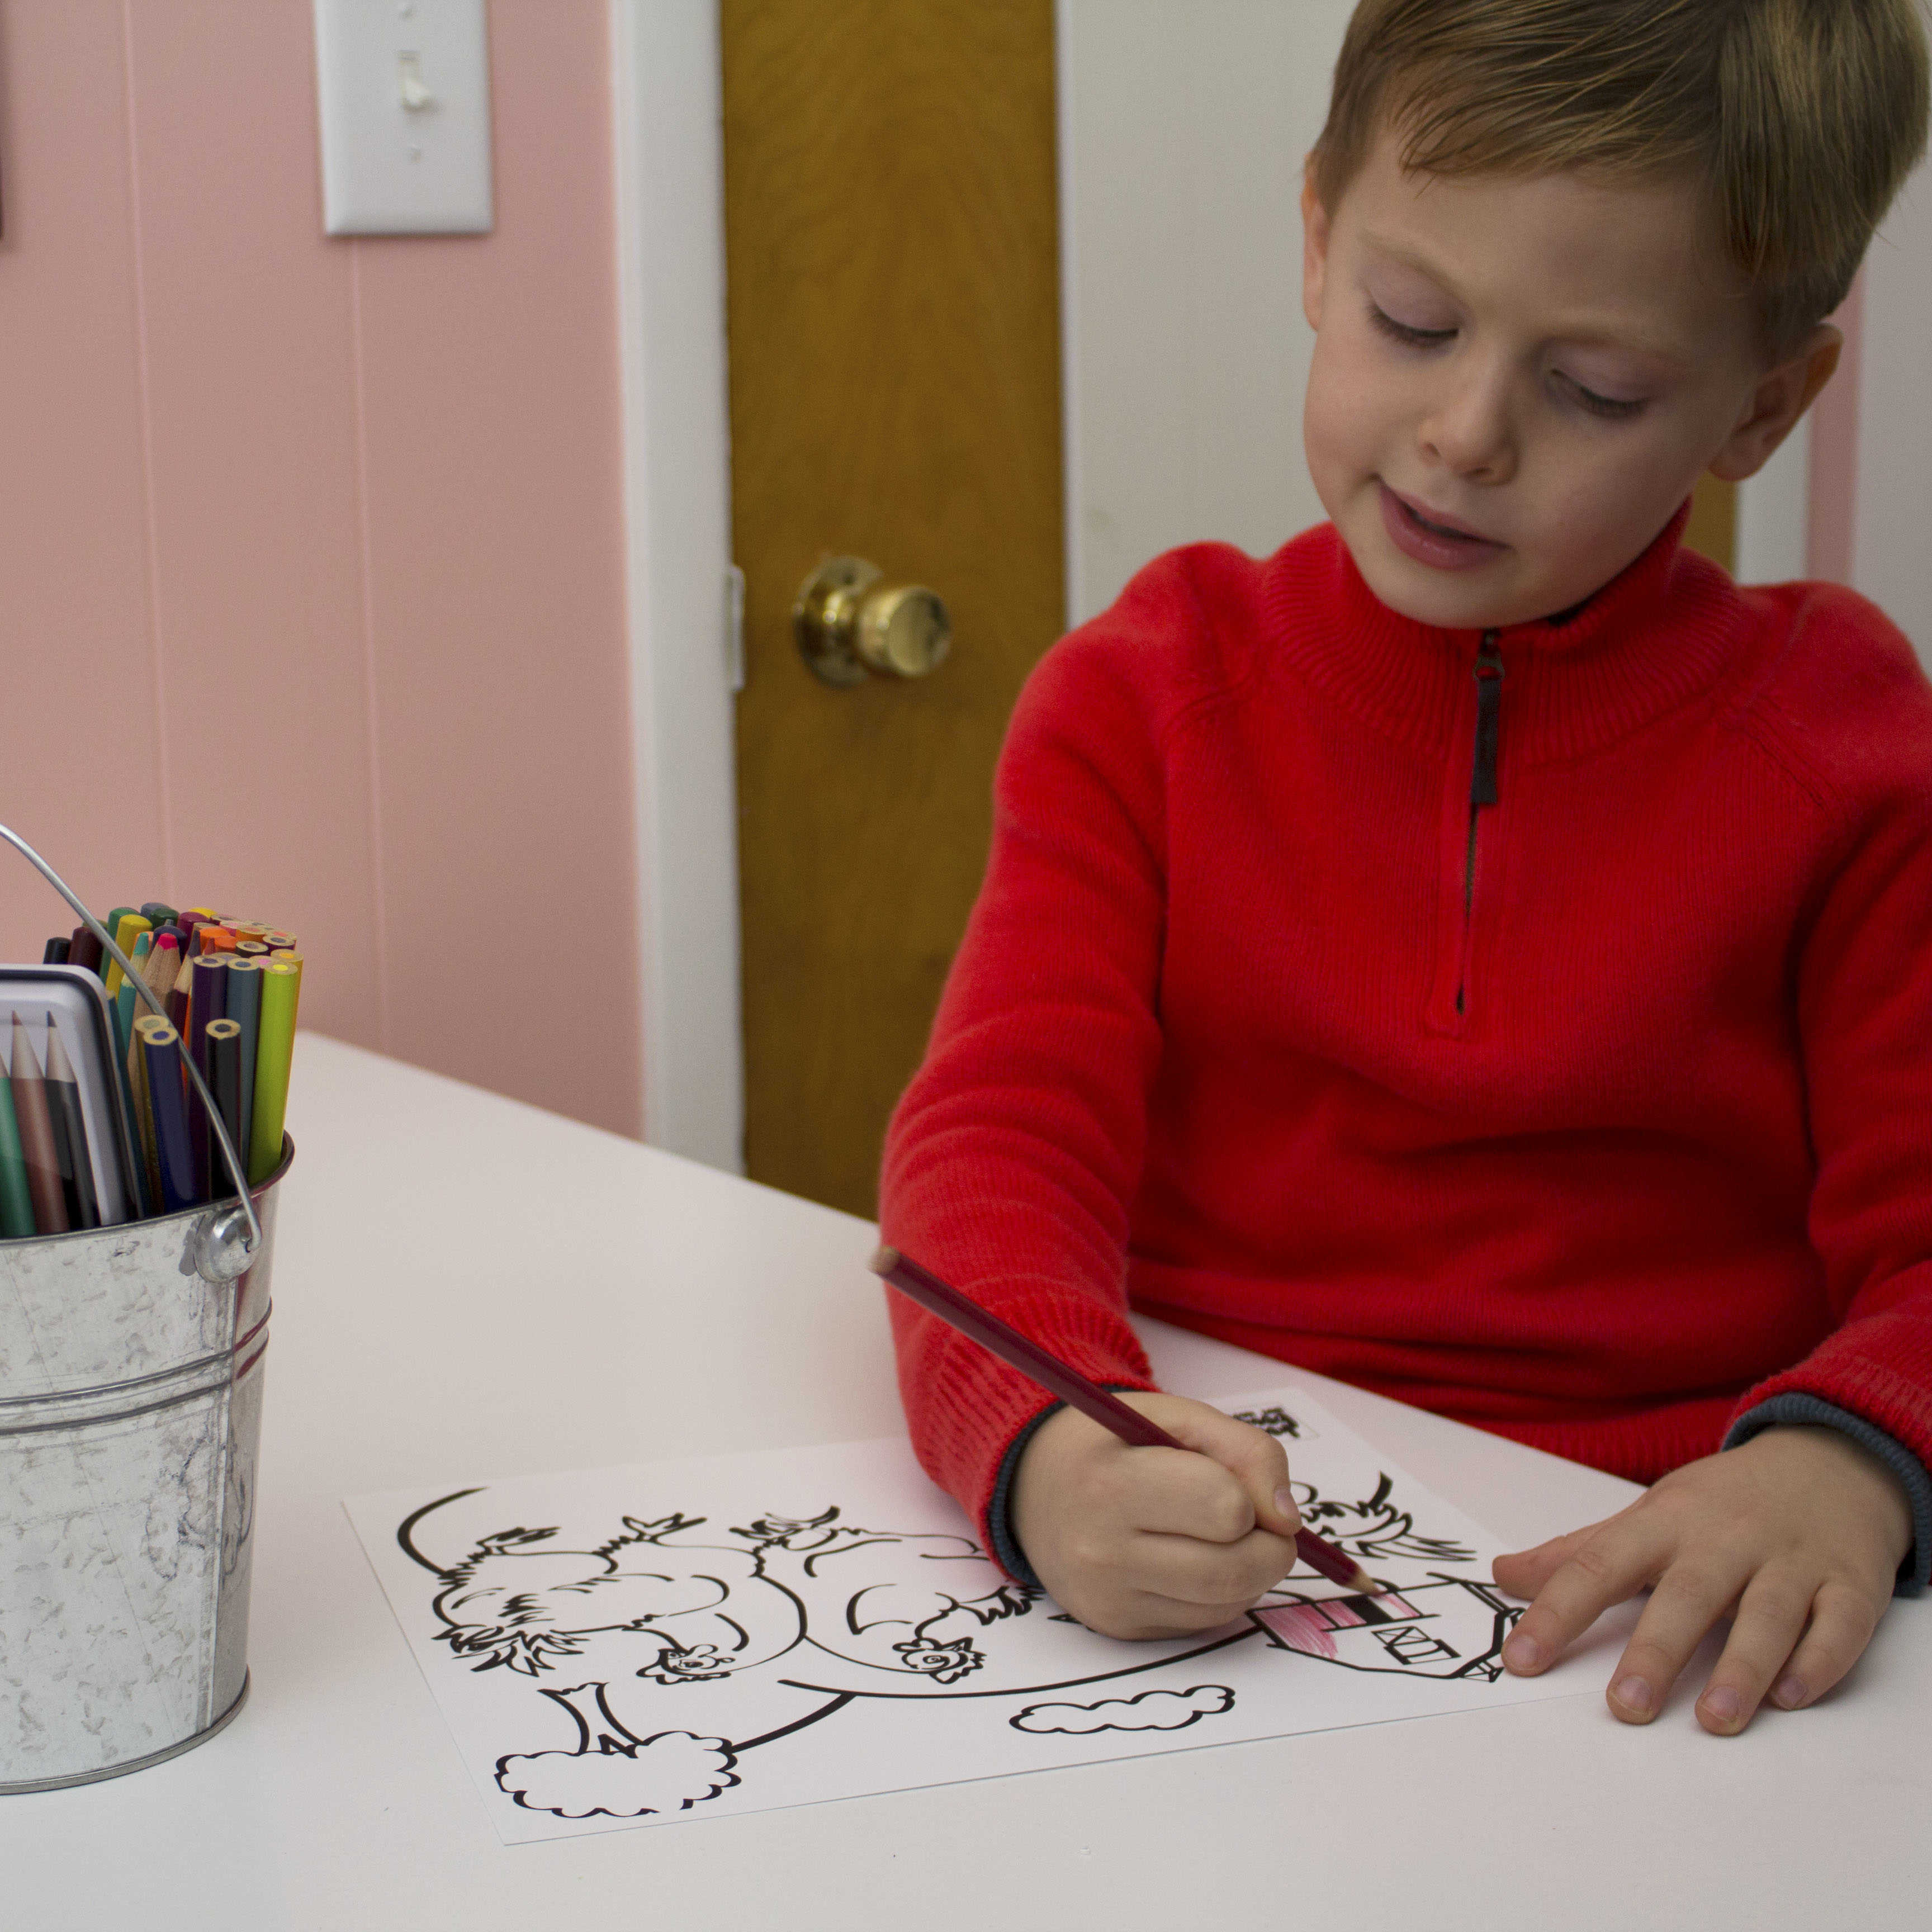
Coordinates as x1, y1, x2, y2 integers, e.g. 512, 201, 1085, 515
724, 563, 747, 694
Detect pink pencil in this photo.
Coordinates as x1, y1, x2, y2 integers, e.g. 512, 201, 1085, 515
870, 1246, 1380, 1595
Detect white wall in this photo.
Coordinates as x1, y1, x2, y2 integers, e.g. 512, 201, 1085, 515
1058, 0, 1352, 625
1852, 156, 1932, 663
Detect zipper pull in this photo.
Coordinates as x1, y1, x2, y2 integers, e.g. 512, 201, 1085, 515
1470, 631, 1504, 807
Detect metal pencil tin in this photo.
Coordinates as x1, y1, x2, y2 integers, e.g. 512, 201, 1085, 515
0, 1139, 292, 1791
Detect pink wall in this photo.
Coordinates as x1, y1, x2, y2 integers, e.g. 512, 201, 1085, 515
0, 0, 644, 1137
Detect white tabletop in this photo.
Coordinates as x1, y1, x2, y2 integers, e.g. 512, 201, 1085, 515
4, 1036, 1925, 1929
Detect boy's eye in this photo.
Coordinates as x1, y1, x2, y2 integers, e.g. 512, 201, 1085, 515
1556, 372, 1646, 420
1367, 302, 1455, 348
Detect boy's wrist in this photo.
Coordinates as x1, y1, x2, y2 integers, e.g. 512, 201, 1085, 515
1724, 1394, 1931, 1596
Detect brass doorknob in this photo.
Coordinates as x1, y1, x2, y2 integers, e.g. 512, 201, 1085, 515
793, 556, 951, 687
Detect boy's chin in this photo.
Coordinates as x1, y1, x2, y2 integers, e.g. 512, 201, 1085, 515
1344, 522, 1578, 633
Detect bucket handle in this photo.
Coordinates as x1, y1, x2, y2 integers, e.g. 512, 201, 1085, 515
0, 823, 263, 1284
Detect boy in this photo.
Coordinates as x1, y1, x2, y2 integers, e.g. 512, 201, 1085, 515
881, 0, 1932, 1738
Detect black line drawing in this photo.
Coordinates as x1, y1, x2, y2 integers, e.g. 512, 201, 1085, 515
1011, 1684, 1233, 1734
1232, 1405, 1303, 1439
495, 1683, 739, 1820
391, 1452, 1521, 1826
1250, 1575, 1520, 1682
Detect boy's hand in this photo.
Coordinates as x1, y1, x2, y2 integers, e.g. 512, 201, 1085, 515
1495, 1426, 1913, 1734
1009, 1392, 1304, 1639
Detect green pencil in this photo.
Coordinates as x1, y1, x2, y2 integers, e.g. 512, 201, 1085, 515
248, 960, 299, 1184
0, 1048, 37, 1238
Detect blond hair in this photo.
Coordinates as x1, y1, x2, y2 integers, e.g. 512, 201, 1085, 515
1310, 0, 1930, 356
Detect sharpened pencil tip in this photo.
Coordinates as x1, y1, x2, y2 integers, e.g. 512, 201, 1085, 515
1351, 1567, 1384, 1596
868, 1245, 899, 1276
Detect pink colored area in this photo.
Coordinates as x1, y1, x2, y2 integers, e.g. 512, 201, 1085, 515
1256, 1602, 1339, 1659
0, 1, 642, 1135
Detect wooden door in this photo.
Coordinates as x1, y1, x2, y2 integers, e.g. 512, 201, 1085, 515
722, 1, 1063, 1218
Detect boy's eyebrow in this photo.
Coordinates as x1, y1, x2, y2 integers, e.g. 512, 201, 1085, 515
1357, 229, 1699, 372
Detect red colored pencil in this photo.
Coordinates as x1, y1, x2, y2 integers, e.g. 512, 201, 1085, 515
869, 1245, 1380, 1595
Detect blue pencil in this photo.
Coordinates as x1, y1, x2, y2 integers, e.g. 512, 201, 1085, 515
138, 1020, 197, 1214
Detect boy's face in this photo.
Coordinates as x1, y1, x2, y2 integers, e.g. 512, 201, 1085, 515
1301, 126, 1834, 629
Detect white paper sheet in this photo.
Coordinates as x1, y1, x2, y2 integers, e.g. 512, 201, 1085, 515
346, 1388, 1598, 1843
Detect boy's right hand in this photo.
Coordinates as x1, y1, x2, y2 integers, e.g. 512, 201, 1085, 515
1008, 1391, 1304, 1639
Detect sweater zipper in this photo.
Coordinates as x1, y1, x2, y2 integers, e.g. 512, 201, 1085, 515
1456, 631, 1505, 1017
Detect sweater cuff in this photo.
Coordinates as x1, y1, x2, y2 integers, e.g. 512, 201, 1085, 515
1723, 1395, 1930, 1597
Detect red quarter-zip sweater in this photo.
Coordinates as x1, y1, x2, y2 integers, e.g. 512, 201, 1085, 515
881, 508, 1932, 1568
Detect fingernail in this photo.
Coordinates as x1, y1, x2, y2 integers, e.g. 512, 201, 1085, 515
1772, 1674, 1807, 1709
1504, 1632, 1543, 1671
1272, 1486, 1299, 1525
1701, 1685, 1741, 1728
1613, 1674, 1655, 1717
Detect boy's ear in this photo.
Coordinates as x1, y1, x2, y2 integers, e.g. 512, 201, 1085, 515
1301, 170, 1332, 333
1708, 324, 1842, 483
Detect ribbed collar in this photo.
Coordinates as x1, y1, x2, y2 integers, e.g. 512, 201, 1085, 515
1264, 499, 1749, 766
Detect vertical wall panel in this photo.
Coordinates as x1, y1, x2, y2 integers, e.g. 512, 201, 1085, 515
0, 3, 167, 927
122, 0, 383, 1044
352, 1, 642, 1132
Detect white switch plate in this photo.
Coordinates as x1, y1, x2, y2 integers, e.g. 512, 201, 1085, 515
314, 0, 493, 235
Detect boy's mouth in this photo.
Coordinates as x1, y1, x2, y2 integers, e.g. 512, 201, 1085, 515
1378, 484, 1508, 571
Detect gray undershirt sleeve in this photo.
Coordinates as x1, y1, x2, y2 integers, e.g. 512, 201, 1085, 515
1724, 1395, 1930, 1597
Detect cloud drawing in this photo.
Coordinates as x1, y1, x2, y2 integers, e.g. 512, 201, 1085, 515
496, 1731, 740, 1819
1010, 1684, 1234, 1735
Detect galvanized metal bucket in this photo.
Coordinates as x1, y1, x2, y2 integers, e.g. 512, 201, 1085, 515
0, 823, 285, 1791
0, 1149, 288, 1790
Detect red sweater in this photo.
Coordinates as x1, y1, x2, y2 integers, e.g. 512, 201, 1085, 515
882, 509, 1932, 1559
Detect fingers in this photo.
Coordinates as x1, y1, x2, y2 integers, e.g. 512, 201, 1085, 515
1133, 1524, 1301, 1609
1765, 1580, 1879, 1713
1492, 1522, 1605, 1600
1151, 1403, 1302, 1540
1500, 1513, 1661, 1678
1690, 1566, 1822, 1734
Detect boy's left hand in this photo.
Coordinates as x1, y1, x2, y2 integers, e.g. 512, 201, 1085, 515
1494, 1426, 1913, 1734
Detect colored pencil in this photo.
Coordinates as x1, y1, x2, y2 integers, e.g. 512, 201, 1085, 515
68, 925, 104, 976
126, 996, 162, 1212
226, 958, 263, 1167
104, 911, 151, 1000
205, 1019, 244, 1197
248, 960, 298, 1183
139, 901, 178, 927
268, 950, 304, 1024
261, 930, 297, 952
8, 1015, 70, 1235
42, 1021, 99, 1230
0, 1050, 37, 1238
138, 1018, 196, 1213
188, 955, 228, 1199
234, 940, 270, 962
142, 930, 181, 1005
198, 926, 238, 955
868, 1246, 1382, 1596
165, 949, 192, 1035
42, 937, 70, 965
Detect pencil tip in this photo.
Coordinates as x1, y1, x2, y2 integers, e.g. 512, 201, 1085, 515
868, 1246, 899, 1276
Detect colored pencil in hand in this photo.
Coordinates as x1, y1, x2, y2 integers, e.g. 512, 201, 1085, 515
869, 1244, 1381, 1597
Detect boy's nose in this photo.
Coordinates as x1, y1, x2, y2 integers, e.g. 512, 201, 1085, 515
1417, 365, 1518, 485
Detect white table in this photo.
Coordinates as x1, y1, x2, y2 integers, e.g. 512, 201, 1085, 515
5, 1038, 1925, 1929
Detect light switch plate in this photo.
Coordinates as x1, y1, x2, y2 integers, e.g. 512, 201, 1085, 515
314, 0, 493, 235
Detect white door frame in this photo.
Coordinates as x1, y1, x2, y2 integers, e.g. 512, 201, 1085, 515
609, 0, 743, 1170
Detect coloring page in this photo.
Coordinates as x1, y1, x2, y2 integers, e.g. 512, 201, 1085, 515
346, 1388, 1590, 1843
